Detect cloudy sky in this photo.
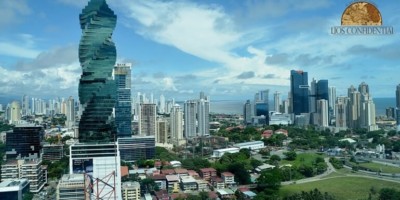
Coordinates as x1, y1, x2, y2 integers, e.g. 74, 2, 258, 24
0, 0, 399, 103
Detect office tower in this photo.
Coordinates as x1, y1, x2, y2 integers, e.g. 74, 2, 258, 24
139, 103, 157, 136
159, 95, 166, 114
170, 104, 183, 144
282, 99, 290, 114
396, 84, 400, 126
197, 94, 210, 137
184, 100, 197, 138
329, 86, 337, 117
66, 96, 75, 129
317, 80, 329, 101
274, 91, 281, 112
78, 0, 117, 143
335, 97, 348, 128
316, 99, 329, 127
156, 118, 168, 143
117, 136, 155, 162
360, 95, 378, 131
254, 90, 269, 125
21, 94, 29, 116
9, 101, 21, 125
290, 70, 309, 115
114, 63, 132, 137
69, 143, 122, 199
243, 100, 252, 125
5, 125, 44, 159
358, 82, 369, 95
57, 174, 85, 200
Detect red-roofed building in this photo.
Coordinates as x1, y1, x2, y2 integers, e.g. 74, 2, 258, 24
154, 190, 169, 200
188, 170, 200, 178
170, 193, 187, 200
174, 168, 188, 177
200, 168, 217, 181
261, 130, 273, 138
211, 176, 225, 189
121, 166, 129, 178
161, 169, 175, 175
151, 174, 167, 190
155, 161, 162, 169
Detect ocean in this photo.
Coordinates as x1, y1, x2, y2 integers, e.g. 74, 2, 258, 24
210, 97, 396, 116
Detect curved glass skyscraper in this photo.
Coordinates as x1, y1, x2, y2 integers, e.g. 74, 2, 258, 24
78, 0, 117, 143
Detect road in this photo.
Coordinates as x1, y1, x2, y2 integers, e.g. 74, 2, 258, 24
282, 157, 400, 185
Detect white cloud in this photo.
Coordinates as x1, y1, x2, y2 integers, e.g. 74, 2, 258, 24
0, 42, 40, 59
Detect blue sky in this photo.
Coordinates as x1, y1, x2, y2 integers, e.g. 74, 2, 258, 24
0, 0, 399, 102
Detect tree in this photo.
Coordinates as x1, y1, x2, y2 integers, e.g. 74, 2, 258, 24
298, 165, 314, 177
270, 155, 281, 162
256, 168, 282, 194
228, 162, 251, 185
284, 151, 297, 161
23, 192, 34, 200
378, 188, 400, 200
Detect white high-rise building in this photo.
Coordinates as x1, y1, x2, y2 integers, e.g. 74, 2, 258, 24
328, 86, 336, 117
197, 96, 210, 137
274, 91, 281, 112
10, 101, 21, 125
139, 103, 157, 136
159, 95, 165, 114
316, 99, 329, 127
66, 96, 75, 129
170, 104, 183, 145
184, 100, 197, 138
22, 95, 30, 116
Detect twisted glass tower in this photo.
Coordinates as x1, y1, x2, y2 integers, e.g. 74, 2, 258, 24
78, 0, 117, 143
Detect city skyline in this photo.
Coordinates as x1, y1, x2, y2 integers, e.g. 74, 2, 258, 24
0, 0, 399, 102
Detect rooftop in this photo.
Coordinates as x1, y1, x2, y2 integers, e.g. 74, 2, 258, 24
165, 175, 179, 182
122, 181, 140, 189
234, 141, 264, 147
221, 172, 234, 177
180, 175, 196, 183
200, 168, 217, 173
0, 179, 28, 188
213, 147, 239, 152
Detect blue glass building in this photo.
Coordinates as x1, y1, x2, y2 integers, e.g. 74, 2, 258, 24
114, 64, 132, 138
317, 80, 329, 101
78, 0, 117, 143
255, 102, 269, 125
290, 70, 309, 115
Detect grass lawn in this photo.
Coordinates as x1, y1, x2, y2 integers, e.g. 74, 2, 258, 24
357, 162, 400, 174
280, 153, 325, 167
279, 177, 400, 200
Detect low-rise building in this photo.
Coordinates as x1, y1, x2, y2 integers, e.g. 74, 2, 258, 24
151, 174, 167, 190
122, 181, 140, 200
57, 174, 85, 200
180, 176, 197, 191
165, 175, 179, 193
199, 168, 217, 181
196, 179, 208, 191
0, 179, 30, 200
221, 172, 235, 186
174, 168, 188, 177
42, 144, 63, 161
211, 177, 224, 190
216, 188, 235, 199
212, 147, 240, 158
233, 141, 264, 151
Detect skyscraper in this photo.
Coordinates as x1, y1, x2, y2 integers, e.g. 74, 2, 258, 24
197, 94, 210, 137
114, 63, 132, 137
316, 99, 329, 127
21, 94, 30, 116
9, 101, 21, 125
170, 104, 183, 145
6, 124, 44, 159
139, 104, 157, 136
274, 91, 281, 112
184, 100, 197, 138
335, 97, 348, 128
243, 100, 252, 125
66, 96, 75, 129
328, 86, 337, 117
78, 0, 117, 143
290, 70, 309, 115
396, 84, 400, 126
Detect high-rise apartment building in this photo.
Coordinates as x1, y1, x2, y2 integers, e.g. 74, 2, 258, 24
9, 101, 21, 125
274, 91, 281, 112
122, 182, 141, 200
170, 105, 183, 144
66, 96, 75, 129
78, 0, 117, 143
316, 99, 329, 127
184, 100, 197, 138
159, 95, 166, 114
243, 100, 252, 125
197, 94, 210, 137
21, 95, 30, 116
335, 97, 348, 128
114, 63, 132, 137
290, 70, 309, 115
156, 118, 168, 144
139, 104, 157, 136
396, 84, 400, 126
329, 86, 337, 117
348, 89, 361, 129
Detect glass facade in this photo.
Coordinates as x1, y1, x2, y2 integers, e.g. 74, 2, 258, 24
317, 80, 329, 101
290, 70, 309, 115
255, 102, 269, 125
78, 0, 117, 143
114, 64, 132, 138
118, 137, 155, 163
5, 125, 44, 159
